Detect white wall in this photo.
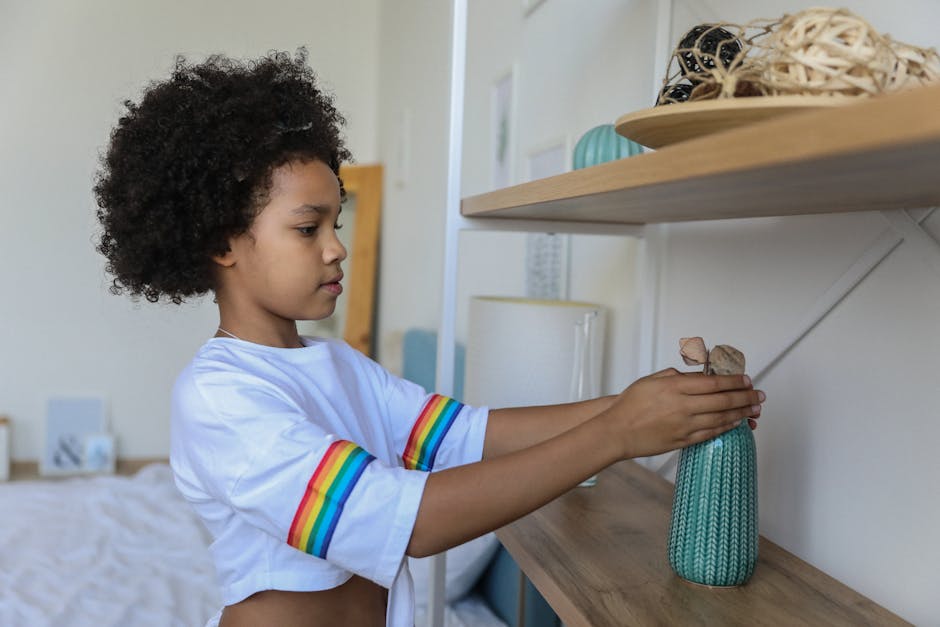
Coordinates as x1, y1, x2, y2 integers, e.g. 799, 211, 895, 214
374, 1, 940, 623
658, 2, 940, 624
376, 0, 654, 396
374, 0, 454, 371
457, 0, 655, 395
0, 0, 381, 461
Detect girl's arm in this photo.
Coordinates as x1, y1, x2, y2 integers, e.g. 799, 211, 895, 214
482, 396, 616, 459
481, 367, 731, 458
406, 370, 763, 558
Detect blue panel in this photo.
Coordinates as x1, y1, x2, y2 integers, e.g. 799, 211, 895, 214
403, 329, 559, 626
402, 328, 465, 401
476, 546, 560, 627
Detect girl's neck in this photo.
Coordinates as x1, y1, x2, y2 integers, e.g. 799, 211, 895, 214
213, 289, 304, 348
214, 319, 304, 349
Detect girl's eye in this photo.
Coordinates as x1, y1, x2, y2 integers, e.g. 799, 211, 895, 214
297, 223, 341, 236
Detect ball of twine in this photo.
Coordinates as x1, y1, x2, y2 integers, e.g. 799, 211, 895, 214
885, 38, 940, 91
762, 8, 894, 96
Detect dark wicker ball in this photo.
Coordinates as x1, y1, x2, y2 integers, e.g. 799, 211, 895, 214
658, 82, 694, 105
678, 25, 743, 77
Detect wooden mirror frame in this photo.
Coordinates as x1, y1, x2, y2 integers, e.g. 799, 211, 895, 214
338, 164, 382, 357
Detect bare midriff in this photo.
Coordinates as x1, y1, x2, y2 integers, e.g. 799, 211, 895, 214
219, 575, 388, 627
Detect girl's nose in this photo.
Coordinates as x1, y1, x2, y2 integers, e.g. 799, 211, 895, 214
324, 229, 347, 264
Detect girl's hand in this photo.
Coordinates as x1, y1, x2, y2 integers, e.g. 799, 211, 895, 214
602, 368, 764, 460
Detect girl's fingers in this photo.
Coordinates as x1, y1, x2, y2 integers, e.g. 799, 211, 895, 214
687, 389, 764, 415
674, 372, 753, 395
648, 367, 681, 379
684, 420, 740, 445
687, 406, 754, 435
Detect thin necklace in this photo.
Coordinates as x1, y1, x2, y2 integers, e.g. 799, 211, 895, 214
216, 326, 304, 348
217, 327, 241, 340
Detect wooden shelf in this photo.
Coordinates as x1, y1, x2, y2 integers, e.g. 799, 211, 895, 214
496, 460, 908, 626
462, 84, 940, 225
8, 458, 168, 481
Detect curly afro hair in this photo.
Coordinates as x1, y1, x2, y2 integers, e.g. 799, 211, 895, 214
94, 48, 352, 304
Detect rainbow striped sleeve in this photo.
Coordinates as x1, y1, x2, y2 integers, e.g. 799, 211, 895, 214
402, 394, 463, 472
287, 440, 375, 559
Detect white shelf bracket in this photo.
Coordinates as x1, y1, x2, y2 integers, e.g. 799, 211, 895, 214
880, 208, 940, 277
749, 227, 903, 384
654, 208, 937, 477
748, 207, 937, 382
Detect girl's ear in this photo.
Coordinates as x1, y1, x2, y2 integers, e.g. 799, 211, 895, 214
212, 244, 237, 268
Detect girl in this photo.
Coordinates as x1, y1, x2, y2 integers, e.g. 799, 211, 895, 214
94, 50, 763, 627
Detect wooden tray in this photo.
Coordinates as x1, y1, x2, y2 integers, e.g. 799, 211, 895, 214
615, 95, 855, 149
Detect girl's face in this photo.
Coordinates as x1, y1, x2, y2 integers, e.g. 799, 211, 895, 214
219, 159, 347, 327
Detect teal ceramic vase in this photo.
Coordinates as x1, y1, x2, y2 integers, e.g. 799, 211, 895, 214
572, 124, 643, 170
667, 421, 758, 587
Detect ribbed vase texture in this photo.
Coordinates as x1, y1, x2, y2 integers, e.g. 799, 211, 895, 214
572, 124, 643, 170
667, 422, 758, 587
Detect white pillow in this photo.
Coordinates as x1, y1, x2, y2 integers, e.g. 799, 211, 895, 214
410, 532, 500, 606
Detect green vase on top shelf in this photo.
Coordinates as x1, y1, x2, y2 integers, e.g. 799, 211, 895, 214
667, 339, 759, 587
572, 123, 643, 170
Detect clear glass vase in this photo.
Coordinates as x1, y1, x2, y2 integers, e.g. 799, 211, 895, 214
667, 421, 758, 586
570, 311, 600, 487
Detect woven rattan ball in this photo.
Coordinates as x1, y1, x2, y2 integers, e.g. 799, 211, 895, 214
763, 7, 894, 96
886, 39, 940, 91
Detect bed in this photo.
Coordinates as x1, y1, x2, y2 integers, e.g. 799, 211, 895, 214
0, 464, 508, 627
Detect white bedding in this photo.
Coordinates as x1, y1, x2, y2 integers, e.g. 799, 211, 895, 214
0, 465, 220, 626
414, 597, 509, 627
0, 464, 506, 627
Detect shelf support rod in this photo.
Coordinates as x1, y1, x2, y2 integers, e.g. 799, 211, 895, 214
880, 209, 940, 277
636, 0, 674, 471
654, 209, 938, 477
651, 0, 674, 105
748, 208, 936, 385
429, 0, 468, 625
655, 226, 902, 475
636, 223, 666, 378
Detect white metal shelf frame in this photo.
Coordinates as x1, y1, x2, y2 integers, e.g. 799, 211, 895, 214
430, 2, 674, 626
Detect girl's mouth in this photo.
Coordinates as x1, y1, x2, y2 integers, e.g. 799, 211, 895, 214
321, 281, 342, 295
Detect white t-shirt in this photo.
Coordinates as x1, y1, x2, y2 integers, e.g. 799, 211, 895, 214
169, 336, 489, 627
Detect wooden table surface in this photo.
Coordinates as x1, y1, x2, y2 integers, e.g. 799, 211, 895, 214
496, 460, 908, 627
